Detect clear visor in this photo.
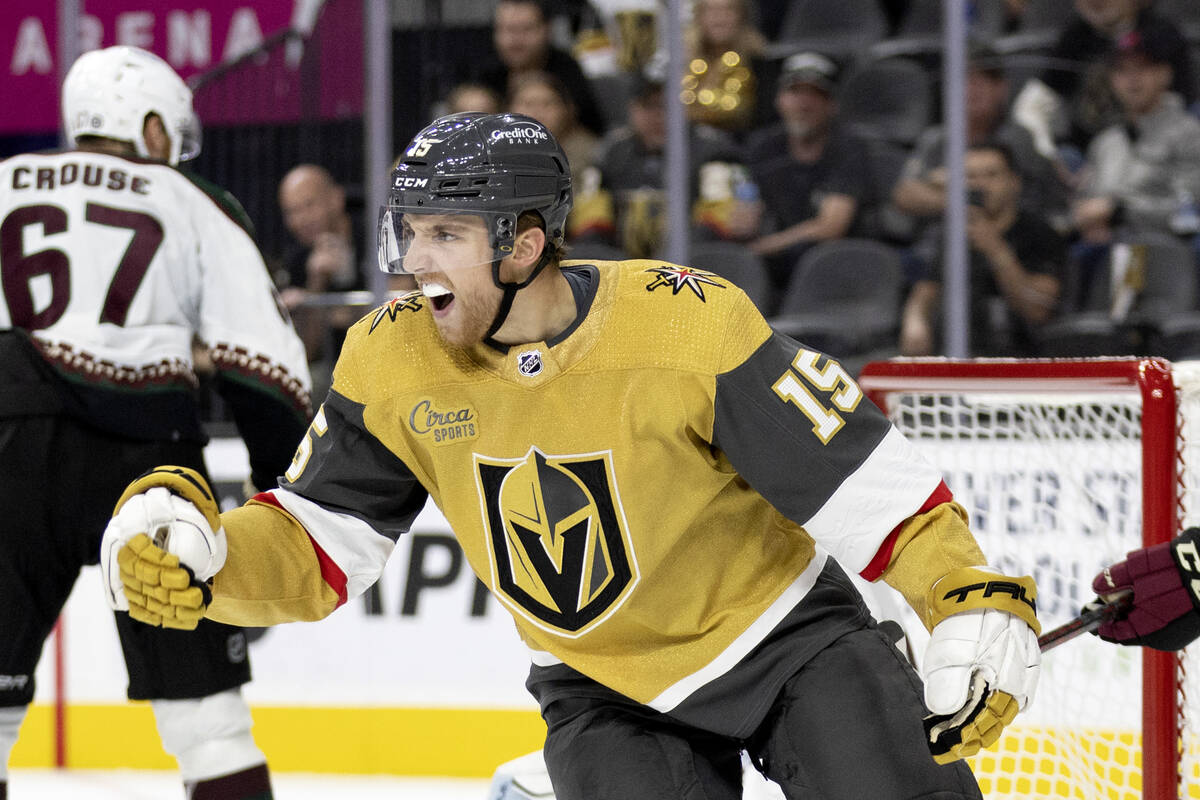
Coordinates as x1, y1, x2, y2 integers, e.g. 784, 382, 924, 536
377, 206, 514, 276
175, 111, 202, 162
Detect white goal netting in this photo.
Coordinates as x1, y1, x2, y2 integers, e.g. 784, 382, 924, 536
860, 358, 1200, 800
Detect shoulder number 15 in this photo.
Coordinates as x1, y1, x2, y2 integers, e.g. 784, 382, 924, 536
771, 349, 862, 444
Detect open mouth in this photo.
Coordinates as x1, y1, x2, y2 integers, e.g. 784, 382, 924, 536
421, 281, 455, 312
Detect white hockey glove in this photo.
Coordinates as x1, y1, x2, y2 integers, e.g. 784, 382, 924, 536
920, 567, 1041, 764
488, 750, 555, 799
100, 466, 226, 630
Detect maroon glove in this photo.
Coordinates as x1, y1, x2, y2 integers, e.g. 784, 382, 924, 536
1090, 527, 1200, 651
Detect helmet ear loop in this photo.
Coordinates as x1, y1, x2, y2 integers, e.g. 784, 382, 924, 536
483, 219, 554, 346
487, 213, 551, 292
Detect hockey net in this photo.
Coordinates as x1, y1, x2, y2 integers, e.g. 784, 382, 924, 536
858, 358, 1200, 800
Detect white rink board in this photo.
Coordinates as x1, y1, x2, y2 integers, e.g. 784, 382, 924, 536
34, 439, 537, 710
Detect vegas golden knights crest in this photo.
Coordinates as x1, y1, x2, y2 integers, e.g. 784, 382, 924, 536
475, 447, 638, 636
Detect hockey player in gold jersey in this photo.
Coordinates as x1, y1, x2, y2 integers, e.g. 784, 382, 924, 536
101, 113, 1041, 798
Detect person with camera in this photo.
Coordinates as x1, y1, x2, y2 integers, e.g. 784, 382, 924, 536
899, 141, 1067, 357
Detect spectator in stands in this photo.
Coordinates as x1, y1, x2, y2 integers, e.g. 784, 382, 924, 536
598, 2, 659, 75
509, 71, 600, 186
1011, 0, 1193, 162
900, 141, 1067, 358
443, 81, 503, 115
1067, 26, 1200, 298
1000, 0, 1032, 32
892, 43, 1069, 231
1071, 27, 1200, 247
569, 72, 757, 259
743, 52, 873, 298
477, 0, 607, 136
277, 164, 366, 307
277, 164, 371, 392
1075, 24, 1200, 241
681, 0, 777, 139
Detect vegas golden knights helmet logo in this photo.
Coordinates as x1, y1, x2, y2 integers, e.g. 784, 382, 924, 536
475, 447, 637, 635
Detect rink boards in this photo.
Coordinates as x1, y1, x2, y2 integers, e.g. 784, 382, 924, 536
14, 436, 1156, 783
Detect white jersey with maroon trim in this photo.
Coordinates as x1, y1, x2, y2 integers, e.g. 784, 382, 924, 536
0, 150, 309, 415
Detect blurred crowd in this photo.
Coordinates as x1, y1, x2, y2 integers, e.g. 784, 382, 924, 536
266, 0, 1200, 388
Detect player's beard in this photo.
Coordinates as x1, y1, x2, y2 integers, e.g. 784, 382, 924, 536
427, 271, 503, 348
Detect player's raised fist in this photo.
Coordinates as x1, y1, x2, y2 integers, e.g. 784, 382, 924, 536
100, 466, 226, 629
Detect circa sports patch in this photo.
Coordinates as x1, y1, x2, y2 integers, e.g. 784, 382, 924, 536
407, 397, 478, 446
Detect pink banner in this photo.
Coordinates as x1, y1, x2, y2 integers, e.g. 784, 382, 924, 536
1, 1, 361, 135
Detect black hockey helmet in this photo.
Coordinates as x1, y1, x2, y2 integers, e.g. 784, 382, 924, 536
378, 112, 573, 276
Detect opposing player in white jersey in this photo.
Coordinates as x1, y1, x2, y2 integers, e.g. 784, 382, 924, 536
0, 46, 311, 800
101, 113, 1040, 798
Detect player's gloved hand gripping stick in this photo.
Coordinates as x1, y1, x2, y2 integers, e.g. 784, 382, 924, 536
100, 466, 226, 630
1084, 526, 1200, 652
920, 566, 1041, 764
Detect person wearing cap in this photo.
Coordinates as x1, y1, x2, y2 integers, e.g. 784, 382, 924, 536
1011, 0, 1193, 160
893, 43, 1069, 234
1071, 27, 1200, 248
744, 52, 874, 301
569, 72, 757, 258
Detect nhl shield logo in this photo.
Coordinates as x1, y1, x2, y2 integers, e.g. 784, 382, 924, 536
517, 350, 543, 376
474, 447, 638, 636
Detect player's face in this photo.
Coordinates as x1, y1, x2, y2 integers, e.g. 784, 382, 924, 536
402, 213, 501, 346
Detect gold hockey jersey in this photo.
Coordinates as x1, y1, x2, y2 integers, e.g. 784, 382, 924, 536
209, 259, 985, 735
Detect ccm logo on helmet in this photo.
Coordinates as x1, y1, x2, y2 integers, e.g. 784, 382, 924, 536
492, 126, 548, 142
941, 580, 1037, 614
394, 177, 429, 188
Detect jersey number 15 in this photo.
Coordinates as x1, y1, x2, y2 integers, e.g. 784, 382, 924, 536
771, 349, 862, 444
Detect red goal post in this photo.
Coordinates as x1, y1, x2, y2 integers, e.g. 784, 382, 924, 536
858, 357, 1196, 800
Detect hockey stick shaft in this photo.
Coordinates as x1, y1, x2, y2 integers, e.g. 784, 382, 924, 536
1037, 593, 1132, 653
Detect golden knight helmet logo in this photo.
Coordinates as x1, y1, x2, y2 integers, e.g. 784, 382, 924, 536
476, 447, 636, 635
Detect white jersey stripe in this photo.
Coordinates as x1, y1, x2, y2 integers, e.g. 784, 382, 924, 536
804, 426, 945, 574
267, 487, 397, 602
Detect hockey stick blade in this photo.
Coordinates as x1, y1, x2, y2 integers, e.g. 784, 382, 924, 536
1037, 592, 1132, 653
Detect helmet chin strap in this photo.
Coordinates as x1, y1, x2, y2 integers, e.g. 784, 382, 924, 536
482, 248, 553, 346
